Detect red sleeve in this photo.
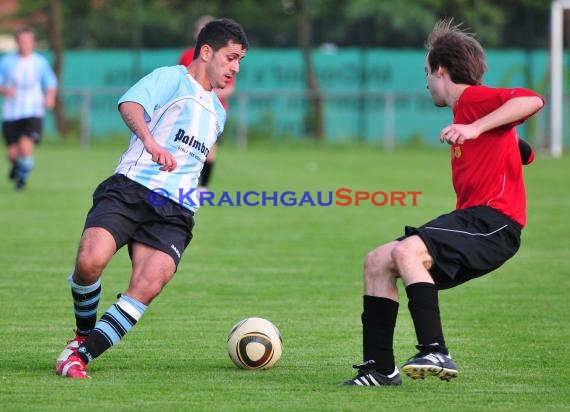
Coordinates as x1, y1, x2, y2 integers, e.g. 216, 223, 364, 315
178, 49, 194, 66
499, 88, 545, 127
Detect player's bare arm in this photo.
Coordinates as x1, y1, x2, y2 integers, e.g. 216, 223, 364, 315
119, 101, 177, 172
44, 87, 57, 110
440, 96, 544, 145
0, 85, 15, 97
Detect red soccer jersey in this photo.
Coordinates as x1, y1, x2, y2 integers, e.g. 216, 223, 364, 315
178, 48, 195, 66
450, 85, 543, 227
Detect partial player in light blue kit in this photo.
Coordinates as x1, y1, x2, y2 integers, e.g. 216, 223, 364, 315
0, 26, 57, 190
55, 18, 249, 379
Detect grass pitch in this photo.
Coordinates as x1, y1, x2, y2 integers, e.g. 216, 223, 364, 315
0, 140, 568, 411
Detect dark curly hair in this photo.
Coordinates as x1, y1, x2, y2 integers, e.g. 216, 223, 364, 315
194, 18, 248, 58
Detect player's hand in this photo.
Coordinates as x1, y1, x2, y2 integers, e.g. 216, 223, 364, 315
440, 123, 480, 145
2, 87, 15, 98
44, 95, 56, 110
145, 141, 177, 172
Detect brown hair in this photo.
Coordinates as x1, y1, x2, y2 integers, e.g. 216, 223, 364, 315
425, 19, 486, 85
14, 26, 35, 39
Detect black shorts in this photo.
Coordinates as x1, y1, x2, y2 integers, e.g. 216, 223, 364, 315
84, 174, 195, 267
2, 117, 43, 146
399, 206, 521, 290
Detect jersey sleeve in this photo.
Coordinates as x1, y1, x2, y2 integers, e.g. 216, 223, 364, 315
178, 49, 194, 66
39, 56, 58, 89
499, 88, 545, 127
118, 66, 181, 123
0, 55, 11, 85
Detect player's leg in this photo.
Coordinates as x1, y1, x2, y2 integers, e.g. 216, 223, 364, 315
73, 244, 175, 369
3, 120, 19, 182
56, 227, 117, 379
72, 227, 118, 330
344, 241, 403, 386
57, 176, 140, 378
392, 235, 457, 381
397, 206, 520, 381
14, 136, 35, 190
6, 143, 18, 180
125, 243, 178, 304
67, 177, 141, 341
392, 235, 447, 350
13, 118, 42, 190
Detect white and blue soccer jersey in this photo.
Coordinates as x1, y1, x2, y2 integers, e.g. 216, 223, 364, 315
115, 65, 226, 212
0, 52, 58, 120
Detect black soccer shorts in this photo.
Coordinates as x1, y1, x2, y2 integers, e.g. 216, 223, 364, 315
83, 174, 195, 267
2, 117, 43, 145
399, 205, 522, 290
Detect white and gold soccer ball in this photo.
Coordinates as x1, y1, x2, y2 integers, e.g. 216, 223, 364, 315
227, 317, 282, 370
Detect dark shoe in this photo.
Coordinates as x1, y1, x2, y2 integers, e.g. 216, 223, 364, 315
343, 360, 402, 386
15, 179, 26, 191
402, 344, 458, 381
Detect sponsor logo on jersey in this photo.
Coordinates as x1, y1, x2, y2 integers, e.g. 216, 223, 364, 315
174, 128, 210, 157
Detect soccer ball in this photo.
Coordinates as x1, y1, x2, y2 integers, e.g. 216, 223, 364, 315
227, 317, 282, 370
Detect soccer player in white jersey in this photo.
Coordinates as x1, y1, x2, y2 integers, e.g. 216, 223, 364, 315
55, 18, 248, 379
0, 26, 57, 190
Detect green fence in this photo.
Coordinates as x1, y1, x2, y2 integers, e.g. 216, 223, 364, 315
2, 48, 555, 145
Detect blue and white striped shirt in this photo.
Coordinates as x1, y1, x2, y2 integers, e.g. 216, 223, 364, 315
115, 65, 226, 212
0, 51, 57, 120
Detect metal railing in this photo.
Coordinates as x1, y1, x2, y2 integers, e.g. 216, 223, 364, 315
59, 87, 550, 150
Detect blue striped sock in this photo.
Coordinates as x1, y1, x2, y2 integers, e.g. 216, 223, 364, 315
78, 295, 147, 363
15, 156, 34, 182
69, 273, 101, 336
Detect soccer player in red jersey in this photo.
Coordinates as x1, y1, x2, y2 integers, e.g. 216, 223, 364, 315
345, 19, 544, 386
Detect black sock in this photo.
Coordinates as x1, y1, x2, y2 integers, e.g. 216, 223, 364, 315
199, 160, 214, 187
406, 282, 448, 353
76, 295, 144, 364
362, 295, 399, 374
70, 283, 101, 336
77, 311, 139, 364
68, 275, 101, 336
77, 330, 110, 364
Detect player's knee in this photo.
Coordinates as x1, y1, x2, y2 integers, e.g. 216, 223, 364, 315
363, 247, 392, 283
127, 278, 167, 304
392, 237, 431, 271
390, 242, 413, 269
75, 253, 106, 282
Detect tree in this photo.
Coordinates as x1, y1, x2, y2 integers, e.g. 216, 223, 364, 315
3, 0, 552, 49
47, 0, 67, 134
295, 0, 324, 140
